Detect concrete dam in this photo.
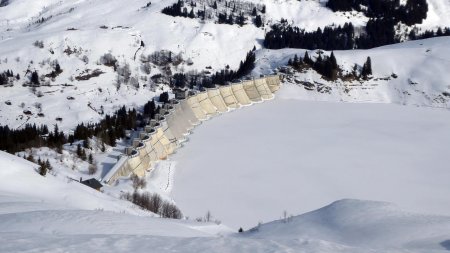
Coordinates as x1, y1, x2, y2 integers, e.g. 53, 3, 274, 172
103, 75, 281, 184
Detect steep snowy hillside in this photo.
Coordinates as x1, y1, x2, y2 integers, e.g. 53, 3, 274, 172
0, 0, 449, 131
0, 150, 150, 214
254, 37, 450, 108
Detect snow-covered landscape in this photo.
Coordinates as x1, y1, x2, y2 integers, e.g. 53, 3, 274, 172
1, 0, 450, 252
172, 95, 450, 230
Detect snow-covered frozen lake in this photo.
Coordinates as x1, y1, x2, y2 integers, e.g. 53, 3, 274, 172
172, 97, 450, 229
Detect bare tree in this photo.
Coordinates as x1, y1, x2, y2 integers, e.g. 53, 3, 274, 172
131, 174, 147, 189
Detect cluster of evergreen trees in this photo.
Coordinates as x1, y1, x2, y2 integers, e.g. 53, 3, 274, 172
264, 0, 448, 51
0, 0, 9, 7
287, 51, 339, 80
217, 11, 246, 26
161, 0, 264, 27
217, 7, 263, 27
265, 17, 448, 51
23, 154, 52, 176
0, 124, 65, 154
409, 27, 450, 40
264, 21, 355, 50
168, 48, 256, 88
143, 99, 158, 119
30, 71, 40, 85
70, 106, 137, 148
264, 18, 399, 50
0, 102, 159, 159
326, 0, 428, 26
287, 51, 373, 80
361, 57, 373, 78
209, 48, 256, 86
158, 92, 170, 104
356, 17, 397, 49
0, 70, 18, 85
161, 0, 195, 19
37, 157, 52, 176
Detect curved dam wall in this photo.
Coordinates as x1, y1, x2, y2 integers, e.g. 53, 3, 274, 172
104, 75, 281, 184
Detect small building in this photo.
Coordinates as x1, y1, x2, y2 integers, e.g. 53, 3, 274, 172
80, 178, 103, 191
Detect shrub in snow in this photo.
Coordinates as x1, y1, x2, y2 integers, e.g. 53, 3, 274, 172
131, 174, 146, 189
117, 63, 131, 83
88, 164, 97, 175
99, 53, 117, 67
122, 191, 182, 219
33, 40, 44, 49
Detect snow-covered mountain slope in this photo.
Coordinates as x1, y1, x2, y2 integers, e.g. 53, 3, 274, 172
0, 0, 449, 131
254, 37, 450, 108
0, 150, 149, 214
247, 199, 450, 252
0, 150, 233, 238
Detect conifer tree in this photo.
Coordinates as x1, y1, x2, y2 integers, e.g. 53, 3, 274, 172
27, 154, 35, 163
39, 165, 47, 176
80, 149, 87, 161
31, 71, 40, 85
189, 8, 195, 18
76, 144, 82, 157
362, 56, 372, 77
45, 159, 52, 170
88, 153, 94, 164
304, 51, 312, 65
254, 15, 263, 28
330, 52, 338, 69
83, 139, 89, 149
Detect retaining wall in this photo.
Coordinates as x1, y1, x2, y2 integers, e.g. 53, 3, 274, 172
104, 75, 281, 184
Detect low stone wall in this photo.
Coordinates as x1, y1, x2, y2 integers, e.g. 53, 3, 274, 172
104, 75, 281, 184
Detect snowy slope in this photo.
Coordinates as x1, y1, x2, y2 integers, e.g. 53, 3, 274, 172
0, 150, 150, 215
0, 0, 449, 131
247, 199, 450, 252
254, 37, 450, 108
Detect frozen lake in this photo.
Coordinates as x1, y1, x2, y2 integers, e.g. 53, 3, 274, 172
172, 97, 450, 229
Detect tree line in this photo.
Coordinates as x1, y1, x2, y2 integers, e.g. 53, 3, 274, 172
409, 27, 450, 40
326, 0, 428, 26
0, 98, 167, 158
71, 106, 138, 148
264, 18, 450, 51
0, 70, 20, 85
0, 124, 65, 154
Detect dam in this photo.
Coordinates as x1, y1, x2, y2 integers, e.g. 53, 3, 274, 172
103, 75, 281, 184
